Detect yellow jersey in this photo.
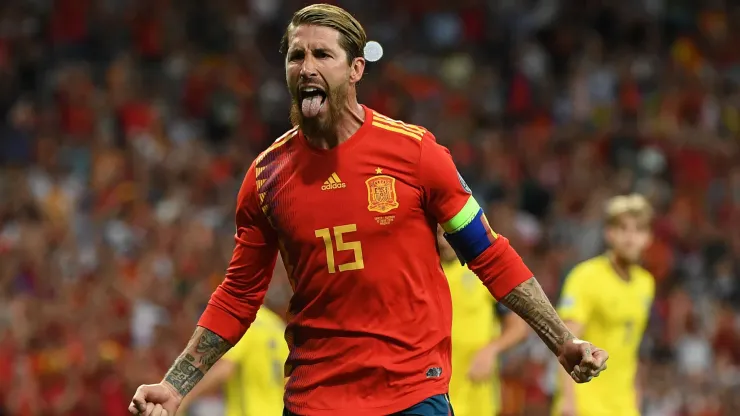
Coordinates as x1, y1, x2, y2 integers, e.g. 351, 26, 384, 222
553, 255, 655, 416
222, 307, 289, 416
445, 260, 502, 416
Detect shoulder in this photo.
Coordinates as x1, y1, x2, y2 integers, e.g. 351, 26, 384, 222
245, 127, 300, 197
254, 127, 300, 167
365, 109, 446, 181
633, 264, 656, 293
566, 256, 608, 281
368, 109, 433, 145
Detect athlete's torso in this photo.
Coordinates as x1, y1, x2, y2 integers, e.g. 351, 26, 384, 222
256, 107, 452, 414
554, 256, 655, 416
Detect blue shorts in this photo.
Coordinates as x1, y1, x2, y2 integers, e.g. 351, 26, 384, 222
283, 393, 454, 416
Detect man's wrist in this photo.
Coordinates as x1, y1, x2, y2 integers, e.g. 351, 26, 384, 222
161, 380, 185, 402
557, 332, 578, 356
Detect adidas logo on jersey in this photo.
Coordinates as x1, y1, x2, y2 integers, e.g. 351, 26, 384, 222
321, 173, 346, 190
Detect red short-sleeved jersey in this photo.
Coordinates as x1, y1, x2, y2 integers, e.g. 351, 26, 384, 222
198, 106, 530, 415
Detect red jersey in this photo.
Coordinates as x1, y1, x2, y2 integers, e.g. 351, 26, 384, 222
199, 106, 531, 415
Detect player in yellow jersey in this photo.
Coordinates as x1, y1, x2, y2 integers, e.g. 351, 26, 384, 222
553, 194, 655, 416
438, 227, 529, 416
177, 302, 289, 416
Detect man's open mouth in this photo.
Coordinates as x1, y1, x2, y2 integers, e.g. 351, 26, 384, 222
299, 86, 327, 118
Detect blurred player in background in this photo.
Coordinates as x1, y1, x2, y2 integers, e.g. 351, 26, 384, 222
438, 227, 529, 416
176, 271, 290, 416
554, 194, 655, 416
129, 4, 609, 416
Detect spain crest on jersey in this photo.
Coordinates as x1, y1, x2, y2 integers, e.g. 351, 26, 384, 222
365, 175, 399, 213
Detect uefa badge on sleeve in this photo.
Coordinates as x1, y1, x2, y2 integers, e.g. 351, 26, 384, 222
457, 171, 471, 194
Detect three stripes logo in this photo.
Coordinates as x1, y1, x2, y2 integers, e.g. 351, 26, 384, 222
321, 172, 346, 191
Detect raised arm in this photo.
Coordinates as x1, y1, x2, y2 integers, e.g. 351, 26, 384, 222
129, 163, 280, 415
418, 133, 608, 382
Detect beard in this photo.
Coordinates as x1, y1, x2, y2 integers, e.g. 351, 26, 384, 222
290, 80, 349, 138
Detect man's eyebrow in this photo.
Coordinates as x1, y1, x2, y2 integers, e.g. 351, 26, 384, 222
288, 46, 334, 54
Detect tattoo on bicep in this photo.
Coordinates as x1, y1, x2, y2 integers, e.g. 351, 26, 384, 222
163, 327, 233, 397
500, 277, 574, 354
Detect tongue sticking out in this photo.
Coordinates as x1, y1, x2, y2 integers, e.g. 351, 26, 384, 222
301, 95, 324, 118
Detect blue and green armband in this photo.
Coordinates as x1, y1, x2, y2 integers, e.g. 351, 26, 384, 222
441, 196, 497, 265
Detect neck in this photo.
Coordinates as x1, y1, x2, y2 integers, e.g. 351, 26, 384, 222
606, 250, 632, 281
305, 99, 364, 149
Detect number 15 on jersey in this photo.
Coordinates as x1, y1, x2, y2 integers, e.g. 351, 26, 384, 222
315, 224, 365, 273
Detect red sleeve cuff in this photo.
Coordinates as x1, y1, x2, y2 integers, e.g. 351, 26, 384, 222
197, 303, 250, 346
467, 236, 533, 299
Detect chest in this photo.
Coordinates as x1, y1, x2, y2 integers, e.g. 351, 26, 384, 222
263, 150, 424, 249
592, 280, 651, 326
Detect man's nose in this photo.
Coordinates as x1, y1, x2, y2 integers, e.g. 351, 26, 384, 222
300, 56, 318, 79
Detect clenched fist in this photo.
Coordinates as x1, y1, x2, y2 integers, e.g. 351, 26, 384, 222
128, 383, 183, 416
558, 338, 609, 383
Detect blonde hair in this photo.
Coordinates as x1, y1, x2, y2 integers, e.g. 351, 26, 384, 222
280, 4, 367, 64
604, 193, 654, 226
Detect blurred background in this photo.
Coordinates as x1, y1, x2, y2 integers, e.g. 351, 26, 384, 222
0, 0, 739, 415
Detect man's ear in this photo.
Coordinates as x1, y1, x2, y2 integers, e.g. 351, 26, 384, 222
350, 57, 366, 84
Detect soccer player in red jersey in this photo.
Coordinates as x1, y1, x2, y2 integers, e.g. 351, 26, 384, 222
129, 5, 609, 416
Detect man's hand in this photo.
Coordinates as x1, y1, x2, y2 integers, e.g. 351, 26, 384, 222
557, 338, 609, 383
127, 327, 232, 415
498, 277, 609, 384
128, 383, 182, 416
467, 344, 499, 383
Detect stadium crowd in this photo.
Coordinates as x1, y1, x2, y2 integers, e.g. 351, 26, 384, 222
0, 0, 738, 415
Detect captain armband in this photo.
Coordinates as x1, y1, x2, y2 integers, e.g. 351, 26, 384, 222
442, 196, 498, 265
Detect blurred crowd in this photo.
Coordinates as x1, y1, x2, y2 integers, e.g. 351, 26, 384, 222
0, 0, 739, 415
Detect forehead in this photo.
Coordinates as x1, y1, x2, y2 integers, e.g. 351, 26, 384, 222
609, 213, 651, 229
288, 25, 342, 51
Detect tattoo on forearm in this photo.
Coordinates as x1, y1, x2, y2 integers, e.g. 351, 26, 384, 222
164, 354, 203, 395
163, 327, 232, 398
195, 331, 229, 367
500, 277, 574, 354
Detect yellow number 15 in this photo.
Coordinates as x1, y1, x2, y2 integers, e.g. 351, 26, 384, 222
314, 224, 365, 273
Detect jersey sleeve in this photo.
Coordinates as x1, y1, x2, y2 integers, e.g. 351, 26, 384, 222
418, 133, 474, 226
556, 265, 594, 325
419, 133, 532, 299
198, 163, 280, 345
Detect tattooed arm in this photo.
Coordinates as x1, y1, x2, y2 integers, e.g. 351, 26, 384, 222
162, 326, 233, 398
129, 165, 278, 415
498, 277, 575, 355
129, 326, 233, 414
496, 277, 609, 383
